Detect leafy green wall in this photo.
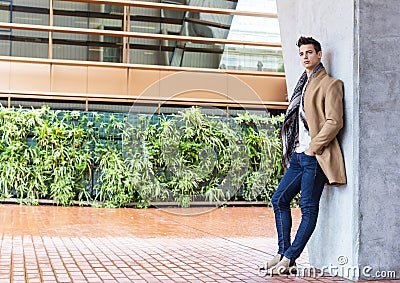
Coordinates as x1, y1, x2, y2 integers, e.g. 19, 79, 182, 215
0, 106, 285, 208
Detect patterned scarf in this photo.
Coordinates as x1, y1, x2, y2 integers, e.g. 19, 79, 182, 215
280, 63, 324, 168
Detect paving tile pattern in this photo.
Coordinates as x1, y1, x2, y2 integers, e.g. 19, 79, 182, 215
0, 205, 397, 283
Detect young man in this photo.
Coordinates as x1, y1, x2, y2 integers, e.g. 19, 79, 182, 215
261, 36, 346, 275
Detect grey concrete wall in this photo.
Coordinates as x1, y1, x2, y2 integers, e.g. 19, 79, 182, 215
358, 0, 400, 279
276, 0, 358, 278
276, 0, 400, 280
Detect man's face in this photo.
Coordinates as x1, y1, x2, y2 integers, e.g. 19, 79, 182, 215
299, 44, 322, 73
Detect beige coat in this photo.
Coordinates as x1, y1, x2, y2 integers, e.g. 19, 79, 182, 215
304, 69, 347, 185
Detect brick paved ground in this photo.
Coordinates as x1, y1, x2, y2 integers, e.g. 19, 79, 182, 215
0, 204, 398, 283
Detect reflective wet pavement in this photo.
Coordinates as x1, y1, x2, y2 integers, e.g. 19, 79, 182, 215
0, 204, 398, 283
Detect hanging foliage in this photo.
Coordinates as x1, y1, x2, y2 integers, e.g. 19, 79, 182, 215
0, 105, 285, 208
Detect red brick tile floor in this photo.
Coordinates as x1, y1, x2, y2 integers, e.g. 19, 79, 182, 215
0, 204, 398, 283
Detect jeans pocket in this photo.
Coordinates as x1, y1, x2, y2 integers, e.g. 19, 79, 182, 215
303, 152, 316, 159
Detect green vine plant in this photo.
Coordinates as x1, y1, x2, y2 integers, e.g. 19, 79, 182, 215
131, 108, 249, 207
0, 107, 46, 205
234, 112, 283, 203
0, 105, 288, 208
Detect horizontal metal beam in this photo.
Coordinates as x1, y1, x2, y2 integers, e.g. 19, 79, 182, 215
0, 22, 282, 48
0, 91, 288, 109
59, 0, 278, 18
0, 55, 286, 77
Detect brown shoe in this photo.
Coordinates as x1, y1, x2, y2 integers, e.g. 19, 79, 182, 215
258, 254, 282, 271
269, 256, 297, 275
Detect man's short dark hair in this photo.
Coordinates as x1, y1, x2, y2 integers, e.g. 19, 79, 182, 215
296, 36, 322, 53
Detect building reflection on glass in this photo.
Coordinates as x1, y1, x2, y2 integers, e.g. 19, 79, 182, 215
0, 0, 283, 72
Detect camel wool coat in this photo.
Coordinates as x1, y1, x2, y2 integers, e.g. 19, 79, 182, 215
303, 68, 347, 185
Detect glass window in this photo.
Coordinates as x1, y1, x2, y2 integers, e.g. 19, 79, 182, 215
12, 0, 49, 9
3, 0, 282, 71
221, 45, 283, 72
129, 7, 234, 40
53, 32, 88, 61
1, 0, 49, 58
227, 15, 280, 44
53, 1, 90, 29
130, 7, 161, 34
0, 38, 10, 56
52, 2, 89, 61
0, 1, 10, 23
70, 34, 123, 63
11, 0, 49, 25
141, 0, 278, 16
184, 12, 232, 40
53, 1, 123, 62
11, 31, 48, 58
227, 0, 277, 13
0, 1, 11, 56
181, 42, 224, 69
101, 34, 123, 63
130, 38, 163, 65
54, 1, 123, 31
169, 0, 238, 12
53, 33, 123, 63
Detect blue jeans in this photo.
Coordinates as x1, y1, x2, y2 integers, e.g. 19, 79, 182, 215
271, 152, 327, 262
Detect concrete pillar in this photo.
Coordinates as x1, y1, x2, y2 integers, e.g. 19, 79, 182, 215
357, 0, 400, 279
276, 0, 399, 280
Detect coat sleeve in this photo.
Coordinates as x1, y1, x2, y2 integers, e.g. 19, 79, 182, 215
309, 79, 344, 155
